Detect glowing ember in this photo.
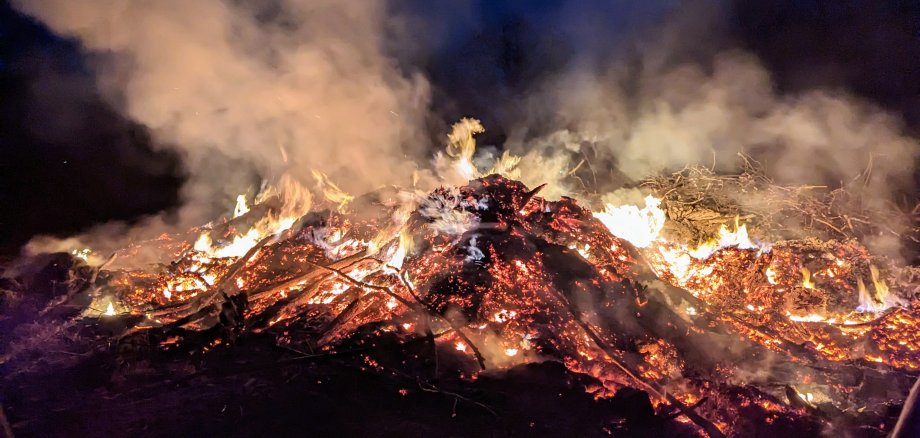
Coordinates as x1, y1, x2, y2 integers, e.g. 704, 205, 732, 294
40, 169, 918, 437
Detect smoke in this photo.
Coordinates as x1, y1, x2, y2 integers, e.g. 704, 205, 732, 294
13, 0, 431, 258
515, 49, 917, 196
13, 0, 918, 261
492, 1, 917, 258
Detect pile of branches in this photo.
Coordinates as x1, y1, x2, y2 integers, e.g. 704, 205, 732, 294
1, 174, 919, 437
642, 155, 919, 252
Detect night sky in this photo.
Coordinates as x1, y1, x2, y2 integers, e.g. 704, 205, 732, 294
1, 0, 919, 257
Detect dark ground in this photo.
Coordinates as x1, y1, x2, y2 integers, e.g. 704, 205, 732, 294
5, 332, 646, 438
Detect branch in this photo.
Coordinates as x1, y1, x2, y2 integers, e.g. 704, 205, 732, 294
305, 260, 488, 370
550, 288, 725, 438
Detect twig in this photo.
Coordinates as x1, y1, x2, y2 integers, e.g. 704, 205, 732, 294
214, 234, 276, 296
39, 252, 119, 316
416, 378, 499, 418
550, 287, 726, 438
317, 291, 374, 346
388, 270, 440, 375
305, 260, 488, 370
397, 271, 486, 370
812, 218, 846, 236
566, 159, 585, 177
89, 252, 118, 290
663, 396, 709, 420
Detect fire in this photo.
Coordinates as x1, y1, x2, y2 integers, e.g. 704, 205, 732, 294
43, 148, 917, 437
687, 218, 762, 260
312, 169, 354, 210
589, 188, 917, 375
189, 188, 308, 261
765, 266, 777, 284
194, 228, 262, 259
71, 248, 91, 261
787, 313, 826, 323
800, 267, 815, 289
92, 175, 916, 379
233, 194, 250, 218
456, 158, 477, 181
445, 118, 484, 180
593, 195, 666, 248
594, 197, 765, 269
493, 309, 517, 323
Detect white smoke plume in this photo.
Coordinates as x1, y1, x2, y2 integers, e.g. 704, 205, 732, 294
13, 0, 918, 262
506, 2, 916, 203
14, 0, 431, 259
515, 51, 917, 196
493, 1, 917, 262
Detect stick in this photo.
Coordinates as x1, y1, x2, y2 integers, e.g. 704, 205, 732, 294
306, 260, 488, 370
317, 291, 373, 346
416, 378, 499, 418
214, 234, 276, 295
893, 377, 920, 438
550, 288, 726, 438
247, 253, 371, 301
39, 252, 118, 316
397, 271, 486, 371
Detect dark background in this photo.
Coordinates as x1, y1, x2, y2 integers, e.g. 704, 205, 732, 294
2, 0, 919, 258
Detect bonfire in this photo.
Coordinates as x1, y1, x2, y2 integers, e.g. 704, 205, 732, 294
2, 119, 919, 437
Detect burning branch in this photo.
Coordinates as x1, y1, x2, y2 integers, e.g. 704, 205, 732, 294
551, 285, 727, 438
8, 170, 919, 437
305, 259, 488, 370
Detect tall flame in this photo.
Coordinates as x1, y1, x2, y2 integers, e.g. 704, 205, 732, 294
233, 194, 250, 218
801, 267, 815, 290
312, 169, 354, 211
593, 195, 666, 248
446, 118, 484, 180
857, 265, 905, 312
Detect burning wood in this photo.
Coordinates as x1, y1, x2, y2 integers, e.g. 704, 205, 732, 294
0, 122, 918, 436
3, 157, 919, 436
